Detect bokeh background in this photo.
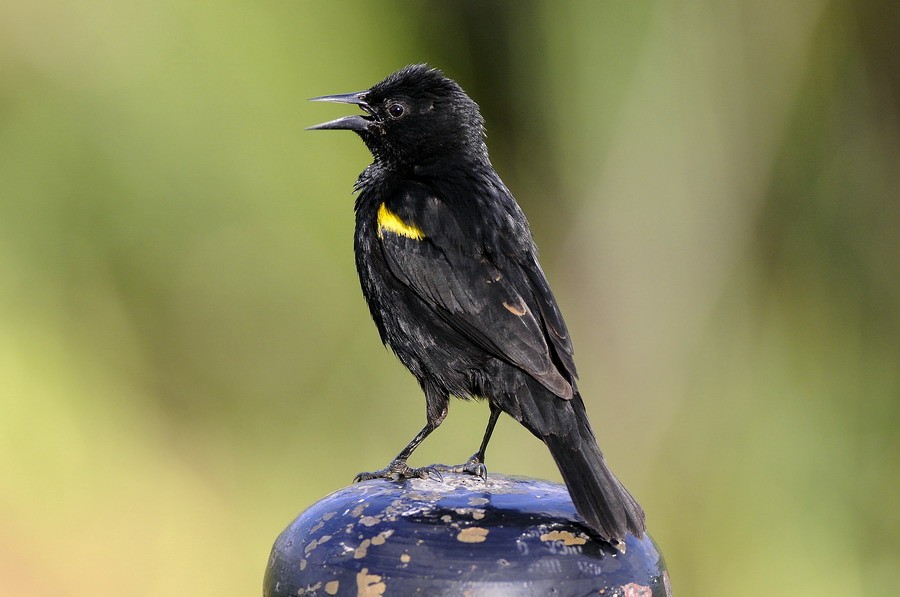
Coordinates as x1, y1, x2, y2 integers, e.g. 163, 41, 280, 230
2, 1, 898, 595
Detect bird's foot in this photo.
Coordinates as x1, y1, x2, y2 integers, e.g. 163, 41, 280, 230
354, 459, 443, 483
432, 454, 488, 482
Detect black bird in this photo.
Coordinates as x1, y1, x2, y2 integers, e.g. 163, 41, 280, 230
308, 64, 645, 542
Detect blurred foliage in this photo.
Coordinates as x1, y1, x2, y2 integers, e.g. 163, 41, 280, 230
1, 1, 898, 595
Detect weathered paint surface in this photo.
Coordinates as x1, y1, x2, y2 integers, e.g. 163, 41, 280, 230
263, 473, 671, 596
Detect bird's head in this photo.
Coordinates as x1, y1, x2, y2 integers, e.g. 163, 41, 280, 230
308, 64, 487, 170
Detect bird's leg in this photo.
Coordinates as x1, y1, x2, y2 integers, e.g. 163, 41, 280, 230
354, 410, 446, 483
433, 404, 501, 481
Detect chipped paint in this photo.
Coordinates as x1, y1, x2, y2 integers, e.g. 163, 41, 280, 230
472, 509, 485, 520
304, 539, 319, 554
456, 527, 489, 543
440, 514, 452, 523
400, 553, 411, 564
354, 539, 371, 559
310, 520, 324, 533
468, 497, 489, 506
539, 530, 587, 546
622, 583, 652, 597
299, 559, 307, 571
359, 515, 381, 527
351, 504, 366, 517
356, 568, 386, 596
322, 511, 336, 521
370, 529, 394, 546
324, 580, 339, 595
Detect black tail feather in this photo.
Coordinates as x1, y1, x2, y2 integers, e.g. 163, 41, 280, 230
544, 397, 646, 542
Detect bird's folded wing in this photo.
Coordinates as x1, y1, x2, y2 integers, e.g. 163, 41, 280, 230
378, 196, 574, 400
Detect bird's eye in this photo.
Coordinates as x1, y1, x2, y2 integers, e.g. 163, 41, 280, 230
388, 103, 405, 119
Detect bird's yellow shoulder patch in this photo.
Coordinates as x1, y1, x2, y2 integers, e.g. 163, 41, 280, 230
377, 203, 425, 240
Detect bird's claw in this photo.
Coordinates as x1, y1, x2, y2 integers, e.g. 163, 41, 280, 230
354, 460, 443, 483
431, 454, 488, 482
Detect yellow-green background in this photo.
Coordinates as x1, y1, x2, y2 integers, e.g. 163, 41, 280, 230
1, 1, 897, 595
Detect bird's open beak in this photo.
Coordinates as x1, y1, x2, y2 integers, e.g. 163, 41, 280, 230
307, 91, 375, 132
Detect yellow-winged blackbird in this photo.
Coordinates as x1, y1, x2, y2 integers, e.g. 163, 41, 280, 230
309, 64, 645, 542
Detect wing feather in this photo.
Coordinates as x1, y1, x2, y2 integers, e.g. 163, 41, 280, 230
378, 189, 574, 399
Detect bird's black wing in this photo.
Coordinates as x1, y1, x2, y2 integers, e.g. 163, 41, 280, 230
522, 258, 577, 382
377, 186, 574, 400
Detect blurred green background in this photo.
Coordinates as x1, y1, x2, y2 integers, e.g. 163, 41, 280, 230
1, 1, 898, 595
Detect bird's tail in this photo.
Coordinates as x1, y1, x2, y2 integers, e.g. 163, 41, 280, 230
543, 394, 646, 543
